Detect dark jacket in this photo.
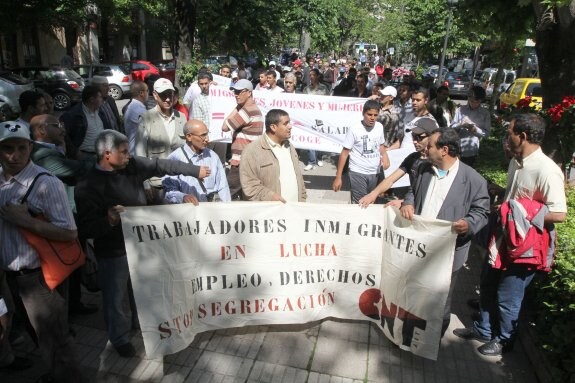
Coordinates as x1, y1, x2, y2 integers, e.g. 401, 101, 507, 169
403, 161, 490, 270
60, 99, 122, 159
74, 156, 201, 258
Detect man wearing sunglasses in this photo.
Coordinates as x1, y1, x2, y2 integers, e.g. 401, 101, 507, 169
222, 79, 264, 200
135, 78, 186, 204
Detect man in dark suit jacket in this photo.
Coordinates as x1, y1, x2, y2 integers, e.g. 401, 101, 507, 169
400, 128, 490, 336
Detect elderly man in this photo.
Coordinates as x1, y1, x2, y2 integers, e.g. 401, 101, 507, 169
91, 75, 122, 133
0, 121, 82, 381
135, 78, 186, 204
164, 119, 231, 204
75, 130, 210, 358
240, 109, 306, 202
401, 128, 490, 336
454, 113, 567, 356
221, 79, 264, 199
29, 114, 95, 315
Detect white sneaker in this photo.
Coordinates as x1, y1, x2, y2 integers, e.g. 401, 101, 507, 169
304, 164, 315, 171
317, 160, 324, 167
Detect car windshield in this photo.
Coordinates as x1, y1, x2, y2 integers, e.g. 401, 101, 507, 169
527, 83, 542, 97
0, 71, 31, 85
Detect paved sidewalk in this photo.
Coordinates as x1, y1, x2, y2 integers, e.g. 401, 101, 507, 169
1, 155, 538, 382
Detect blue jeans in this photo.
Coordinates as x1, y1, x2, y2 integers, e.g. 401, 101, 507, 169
307, 150, 322, 165
474, 262, 536, 343
97, 256, 137, 347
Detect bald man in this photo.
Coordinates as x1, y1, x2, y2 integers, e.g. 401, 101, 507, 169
30, 114, 93, 187
163, 119, 231, 203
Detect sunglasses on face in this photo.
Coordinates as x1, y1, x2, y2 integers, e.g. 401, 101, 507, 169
157, 91, 174, 100
233, 89, 247, 95
413, 134, 428, 142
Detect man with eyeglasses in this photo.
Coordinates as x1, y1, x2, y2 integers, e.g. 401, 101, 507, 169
449, 85, 491, 167
135, 78, 186, 204
30, 114, 96, 316
222, 79, 264, 200
163, 119, 231, 204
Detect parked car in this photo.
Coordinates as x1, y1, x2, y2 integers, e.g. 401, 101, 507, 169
499, 78, 542, 110
73, 63, 132, 100
125, 60, 160, 82
0, 71, 35, 119
423, 65, 448, 80
152, 60, 176, 84
12, 67, 84, 110
443, 72, 473, 98
479, 68, 516, 99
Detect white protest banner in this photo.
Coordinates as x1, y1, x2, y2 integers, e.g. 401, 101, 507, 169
208, 85, 413, 186
122, 203, 456, 360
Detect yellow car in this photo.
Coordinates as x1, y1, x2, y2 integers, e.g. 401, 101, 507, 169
499, 78, 543, 110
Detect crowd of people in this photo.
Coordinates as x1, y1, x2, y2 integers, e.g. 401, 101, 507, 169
0, 52, 567, 382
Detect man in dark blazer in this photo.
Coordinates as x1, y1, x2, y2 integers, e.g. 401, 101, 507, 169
400, 127, 490, 336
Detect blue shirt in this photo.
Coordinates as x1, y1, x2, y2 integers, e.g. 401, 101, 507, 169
163, 145, 231, 203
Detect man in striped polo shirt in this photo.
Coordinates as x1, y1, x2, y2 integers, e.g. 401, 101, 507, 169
222, 79, 264, 200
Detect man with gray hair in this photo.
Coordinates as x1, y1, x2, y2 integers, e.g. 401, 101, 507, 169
75, 130, 210, 358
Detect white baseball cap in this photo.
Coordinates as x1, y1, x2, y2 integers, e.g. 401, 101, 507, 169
153, 78, 175, 93
379, 86, 398, 98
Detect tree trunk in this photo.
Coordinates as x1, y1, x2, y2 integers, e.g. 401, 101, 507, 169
533, 1, 575, 163
534, 1, 575, 107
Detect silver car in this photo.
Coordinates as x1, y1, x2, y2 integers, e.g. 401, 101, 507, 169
73, 63, 133, 100
0, 71, 35, 120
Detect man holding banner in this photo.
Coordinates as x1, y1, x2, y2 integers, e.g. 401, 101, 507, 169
240, 109, 306, 202
221, 79, 264, 200
400, 128, 490, 336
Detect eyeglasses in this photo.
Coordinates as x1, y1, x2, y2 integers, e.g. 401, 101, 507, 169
233, 89, 247, 95
188, 132, 209, 139
46, 122, 64, 130
413, 134, 428, 142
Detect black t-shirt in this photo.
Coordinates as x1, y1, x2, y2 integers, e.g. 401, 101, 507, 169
399, 151, 426, 188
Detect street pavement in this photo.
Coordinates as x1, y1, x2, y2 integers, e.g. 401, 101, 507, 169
1, 152, 539, 383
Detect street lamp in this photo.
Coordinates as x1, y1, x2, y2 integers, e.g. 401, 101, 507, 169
437, 0, 459, 85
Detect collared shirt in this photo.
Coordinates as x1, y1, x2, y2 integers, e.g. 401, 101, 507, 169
80, 103, 104, 153
264, 134, 299, 202
420, 159, 460, 219
0, 161, 76, 271
223, 98, 264, 166
162, 145, 231, 203
191, 92, 211, 129
124, 98, 146, 155
158, 108, 177, 141
505, 147, 567, 213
